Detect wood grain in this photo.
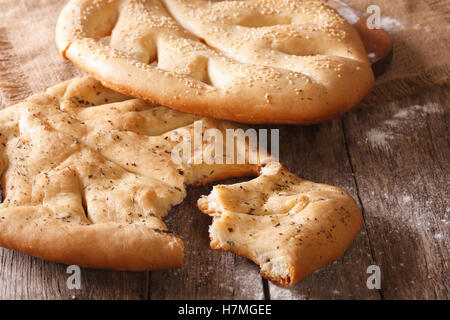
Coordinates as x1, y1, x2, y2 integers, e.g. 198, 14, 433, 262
0, 250, 149, 300
342, 86, 449, 299
0, 27, 32, 108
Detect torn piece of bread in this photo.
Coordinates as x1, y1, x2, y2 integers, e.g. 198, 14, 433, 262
198, 162, 363, 286
56, 0, 374, 124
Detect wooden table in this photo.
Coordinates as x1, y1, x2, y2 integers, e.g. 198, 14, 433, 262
0, 2, 448, 300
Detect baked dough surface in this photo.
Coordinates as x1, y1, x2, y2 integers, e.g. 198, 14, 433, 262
56, 0, 374, 124
0, 76, 258, 270
198, 162, 362, 286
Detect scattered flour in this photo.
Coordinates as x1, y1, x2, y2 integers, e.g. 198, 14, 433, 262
394, 103, 441, 118
400, 195, 412, 205
434, 233, 443, 240
232, 262, 265, 299
339, 7, 360, 24
331, 289, 341, 295
380, 16, 404, 32
367, 52, 378, 62
365, 103, 442, 150
366, 128, 393, 148
412, 24, 433, 32
269, 287, 306, 300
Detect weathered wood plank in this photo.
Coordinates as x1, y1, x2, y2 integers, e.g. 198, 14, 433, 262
267, 120, 381, 300
150, 183, 264, 300
343, 86, 449, 299
0, 27, 33, 108
0, 249, 149, 300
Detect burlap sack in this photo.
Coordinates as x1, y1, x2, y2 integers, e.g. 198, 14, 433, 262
0, 0, 448, 108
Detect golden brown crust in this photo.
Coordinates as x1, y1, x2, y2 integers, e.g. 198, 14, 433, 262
0, 76, 262, 270
56, 0, 374, 124
0, 207, 184, 270
197, 162, 363, 286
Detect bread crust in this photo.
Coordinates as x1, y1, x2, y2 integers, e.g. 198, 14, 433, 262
0, 207, 185, 270
56, 0, 374, 124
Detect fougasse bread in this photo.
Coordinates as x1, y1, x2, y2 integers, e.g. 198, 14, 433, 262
56, 0, 374, 124
0, 77, 362, 285
0, 76, 259, 270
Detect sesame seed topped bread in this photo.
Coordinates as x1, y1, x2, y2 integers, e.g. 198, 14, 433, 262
198, 162, 363, 286
56, 0, 374, 124
0, 76, 262, 270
